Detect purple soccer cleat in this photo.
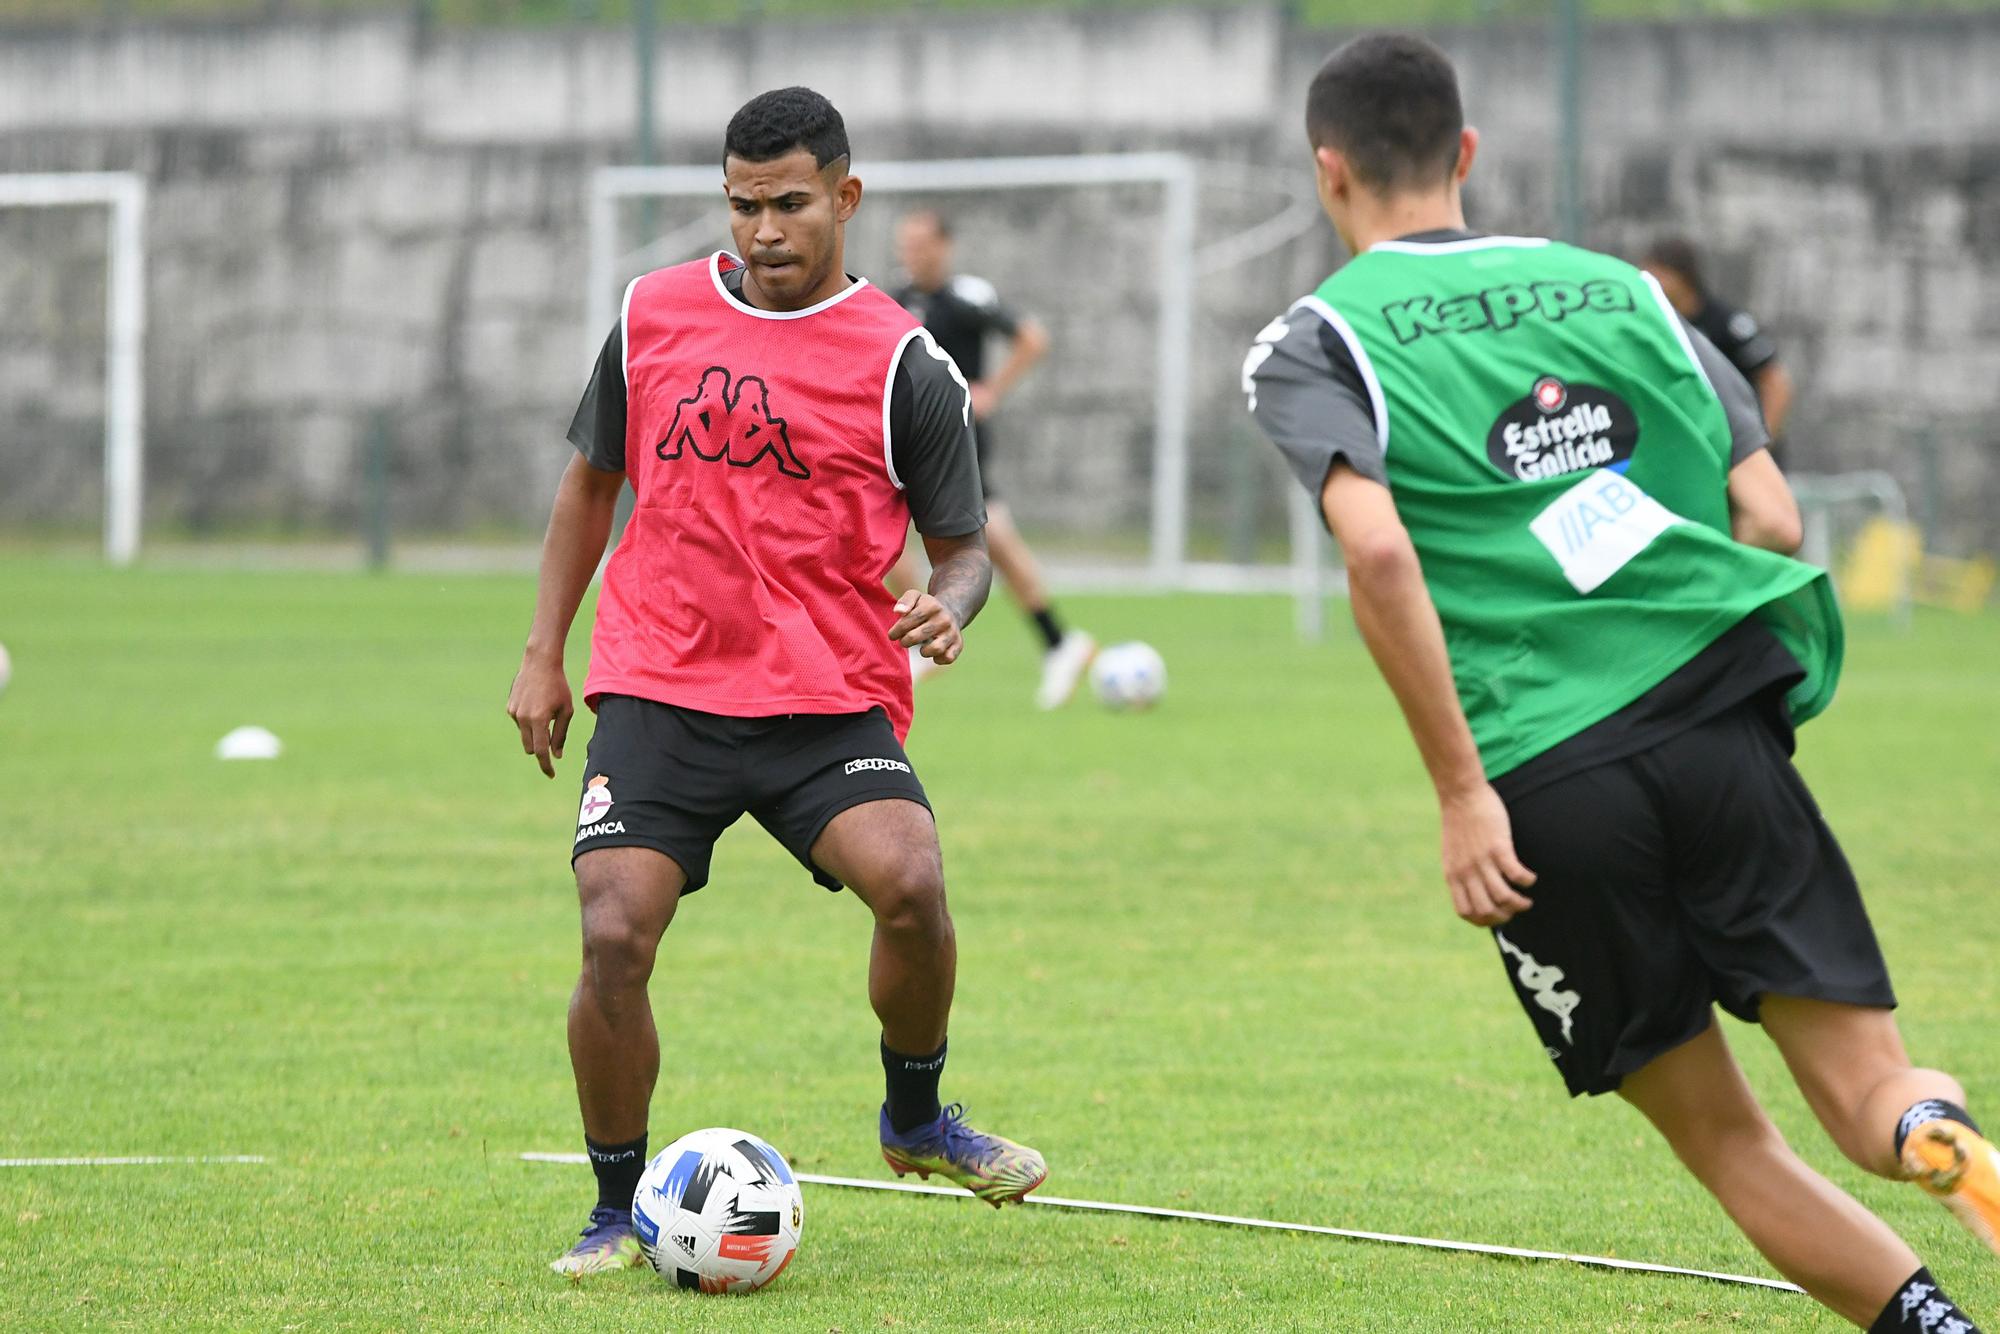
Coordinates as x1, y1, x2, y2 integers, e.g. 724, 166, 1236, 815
879, 1102, 1047, 1207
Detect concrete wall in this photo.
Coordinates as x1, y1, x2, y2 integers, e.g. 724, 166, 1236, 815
2, 7, 1995, 553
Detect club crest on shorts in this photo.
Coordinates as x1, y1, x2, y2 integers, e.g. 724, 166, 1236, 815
578, 775, 615, 826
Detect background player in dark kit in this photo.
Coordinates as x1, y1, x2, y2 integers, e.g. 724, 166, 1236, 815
888, 209, 1098, 710
1247, 34, 1994, 1333
508, 87, 1046, 1277
1644, 235, 1796, 461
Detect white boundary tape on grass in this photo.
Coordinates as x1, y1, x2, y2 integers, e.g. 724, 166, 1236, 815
0, 1155, 266, 1167
519, 1153, 1802, 1295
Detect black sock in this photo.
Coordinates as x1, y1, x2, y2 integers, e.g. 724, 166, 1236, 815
1896, 1099, 1982, 1158
585, 1133, 648, 1215
1030, 607, 1064, 652
881, 1038, 947, 1134
1869, 1267, 1982, 1334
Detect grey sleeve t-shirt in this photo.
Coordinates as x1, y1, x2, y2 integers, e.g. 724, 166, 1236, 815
1245, 300, 1772, 505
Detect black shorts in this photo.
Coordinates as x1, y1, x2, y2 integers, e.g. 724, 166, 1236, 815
1493, 696, 1896, 1098
571, 696, 930, 894
974, 419, 998, 500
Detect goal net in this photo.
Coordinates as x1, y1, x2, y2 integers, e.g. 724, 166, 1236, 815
585, 153, 1334, 630
0, 173, 146, 565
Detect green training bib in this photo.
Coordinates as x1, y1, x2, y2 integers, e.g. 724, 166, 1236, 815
1309, 236, 1840, 778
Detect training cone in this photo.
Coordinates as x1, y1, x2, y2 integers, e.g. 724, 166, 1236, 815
215, 725, 283, 760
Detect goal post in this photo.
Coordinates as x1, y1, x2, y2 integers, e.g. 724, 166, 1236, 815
0, 172, 147, 566
1790, 469, 1916, 628
586, 154, 1203, 587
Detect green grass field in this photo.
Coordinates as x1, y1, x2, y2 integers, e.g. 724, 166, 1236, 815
2, 556, 1996, 1331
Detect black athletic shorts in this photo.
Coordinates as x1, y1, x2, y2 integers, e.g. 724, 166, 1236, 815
1492, 695, 1896, 1098
973, 420, 998, 500
571, 696, 930, 894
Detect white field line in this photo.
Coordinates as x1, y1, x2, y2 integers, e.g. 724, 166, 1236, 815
0, 1155, 266, 1167
518, 1153, 1802, 1295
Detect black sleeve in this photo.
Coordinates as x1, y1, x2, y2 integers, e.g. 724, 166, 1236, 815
566, 324, 628, 473
1707, 300, 1779, 379
950, 274, 1022, 339
1682, 318, 1773, 467
889, 338, 987, 537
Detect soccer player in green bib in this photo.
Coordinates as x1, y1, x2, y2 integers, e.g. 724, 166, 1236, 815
1247, 34, 1995, 1332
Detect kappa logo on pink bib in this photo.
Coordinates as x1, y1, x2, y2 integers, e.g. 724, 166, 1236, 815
578, 776, 615, 826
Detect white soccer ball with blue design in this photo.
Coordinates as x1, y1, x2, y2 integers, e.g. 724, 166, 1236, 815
632, 1127, 803, 1294
1089, 641, 1167, 711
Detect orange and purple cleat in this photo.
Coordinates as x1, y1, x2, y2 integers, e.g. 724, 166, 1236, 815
880, 1102, 1047, 1207
549, 1205, 644, 1276
1902, 1111, 2000, 1257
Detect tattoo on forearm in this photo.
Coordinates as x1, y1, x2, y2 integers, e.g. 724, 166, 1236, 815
927, 545, 992, 629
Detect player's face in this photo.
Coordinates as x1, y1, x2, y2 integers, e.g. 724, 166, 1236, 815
1642, 263, 1699, 317
724, 150, 861, 310
895, 217, 951, 290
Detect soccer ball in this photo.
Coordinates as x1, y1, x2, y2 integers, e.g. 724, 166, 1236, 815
1089, 641, 1167, 711
632, 1128, 803, 1294
0, 641, 10, 696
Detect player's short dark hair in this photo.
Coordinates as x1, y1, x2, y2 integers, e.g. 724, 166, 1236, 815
724, 87, 850, 170
902, 208, 953, 240
1305, 34, 1463, 192
1644, 236, 1706, 294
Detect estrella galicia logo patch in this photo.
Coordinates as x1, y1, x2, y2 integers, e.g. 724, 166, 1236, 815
578, 774, 614, 826
657, 366, 810, 479
1486, 376, 1638, 482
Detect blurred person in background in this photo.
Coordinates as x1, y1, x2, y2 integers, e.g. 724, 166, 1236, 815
1644, 236, 1796, 465
889, 209, 1096, 709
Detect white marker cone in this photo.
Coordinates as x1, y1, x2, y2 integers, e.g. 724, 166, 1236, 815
216, 725, 282, 760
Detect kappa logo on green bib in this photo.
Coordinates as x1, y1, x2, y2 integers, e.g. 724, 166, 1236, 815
1486, 376, 1639, 482
1378, 278, 1635, 345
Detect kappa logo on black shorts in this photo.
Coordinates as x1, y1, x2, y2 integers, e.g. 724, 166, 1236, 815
657, 366, 810, 479
1495, 931, 1581, 1045
844, 758, 913, 777
1486, 376, 1638, 482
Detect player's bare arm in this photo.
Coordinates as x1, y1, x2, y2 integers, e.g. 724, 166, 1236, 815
1753, 360, 1795, 439
1319, 465, 1536, 928
892, 529, 990, 665
971, 318, 1048, 420
507, 453, 624, 777
1726, 449, 1804, 555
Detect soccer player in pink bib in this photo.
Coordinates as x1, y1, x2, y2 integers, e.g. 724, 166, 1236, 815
507, 86, 1046, 1276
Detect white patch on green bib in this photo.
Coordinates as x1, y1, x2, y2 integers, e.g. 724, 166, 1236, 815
1529, 469, 1683, 594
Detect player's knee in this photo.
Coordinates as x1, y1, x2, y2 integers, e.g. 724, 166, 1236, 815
578, 902, 660, 996
863, 854, 949, 938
